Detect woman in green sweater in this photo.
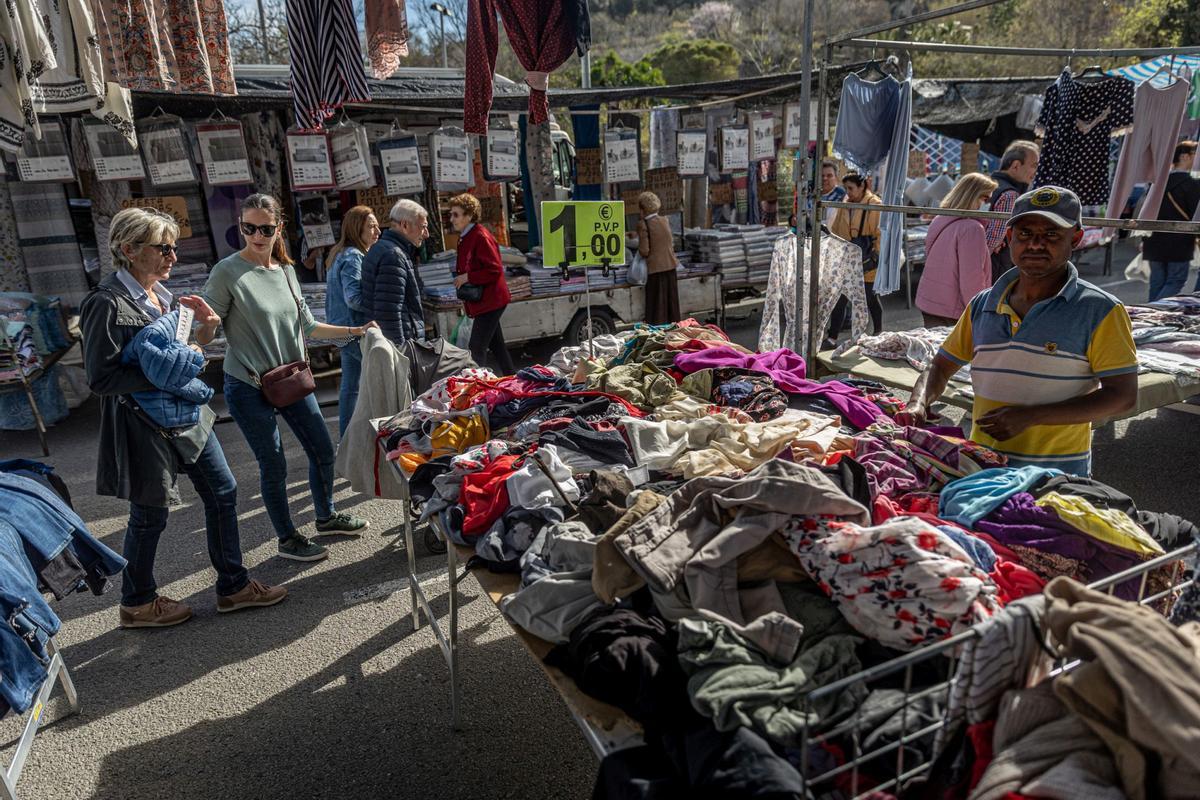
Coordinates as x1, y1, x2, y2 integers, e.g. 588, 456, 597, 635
197, 194, 377, 562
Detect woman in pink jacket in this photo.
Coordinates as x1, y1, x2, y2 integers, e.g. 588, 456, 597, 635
915, 173, 999, 327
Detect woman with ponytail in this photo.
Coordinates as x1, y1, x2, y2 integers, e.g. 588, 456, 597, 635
198, 194, 376, 563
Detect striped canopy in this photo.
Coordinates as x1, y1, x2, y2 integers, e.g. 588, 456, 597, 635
1106, 55, 1200, 86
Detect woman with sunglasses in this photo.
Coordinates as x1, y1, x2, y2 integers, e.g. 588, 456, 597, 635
80, 207, 287, 628
197, 194, 377, 563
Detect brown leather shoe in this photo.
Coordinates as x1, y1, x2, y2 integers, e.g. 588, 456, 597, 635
217, 580, 288, 614
119, 596, 193, 629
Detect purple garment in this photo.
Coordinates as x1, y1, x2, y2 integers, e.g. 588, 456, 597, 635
674, 346, 886, 428
852, 436, 930, 499
974, 492, 1144, 599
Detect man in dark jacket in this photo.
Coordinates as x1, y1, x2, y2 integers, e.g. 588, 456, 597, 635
361, 198, 428, 344
1144, 141, 1199, 301
983, 140, 1040, 281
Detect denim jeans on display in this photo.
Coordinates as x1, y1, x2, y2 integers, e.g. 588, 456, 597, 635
223, 375, 337, 541
337, 342, 363, 437
1148, 260, 1192, 302
121, 433, 249, 606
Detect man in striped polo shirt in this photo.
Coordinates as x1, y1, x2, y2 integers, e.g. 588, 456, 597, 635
899, 186, 1138, 475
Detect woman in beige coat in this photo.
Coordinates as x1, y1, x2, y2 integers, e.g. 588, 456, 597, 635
635, 192, 680, 325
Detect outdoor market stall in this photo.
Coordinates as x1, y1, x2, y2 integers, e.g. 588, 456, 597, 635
356, 317, 1200, 798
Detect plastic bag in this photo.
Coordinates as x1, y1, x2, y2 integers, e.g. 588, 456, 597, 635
628, 253, 648, 286
1124, 252, 1149, 283
451, 315, 473, 350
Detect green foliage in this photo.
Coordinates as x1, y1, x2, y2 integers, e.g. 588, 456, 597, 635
590, 51, 666, 88
646, 39, 740, 86
1109, 0, 1199, 50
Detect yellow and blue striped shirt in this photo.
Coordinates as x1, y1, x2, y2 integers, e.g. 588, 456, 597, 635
938, 264, 1137, 475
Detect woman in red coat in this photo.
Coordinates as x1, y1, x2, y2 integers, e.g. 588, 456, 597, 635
450, 193, 515, 374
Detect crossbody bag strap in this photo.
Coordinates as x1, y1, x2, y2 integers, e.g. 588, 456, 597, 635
1166, 190, 1190, 221
281, 265, 310, 365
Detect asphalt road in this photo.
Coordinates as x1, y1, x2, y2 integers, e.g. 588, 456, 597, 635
2, 240, 1198, 799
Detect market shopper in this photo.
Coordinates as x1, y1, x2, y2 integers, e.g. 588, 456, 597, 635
636, 191, 681, 325
983, 140, 1040, 281
915, 172, 999, 326
80, 207, 287, 628
898, 186, 1138, 475
325, 205, 381, 435
1144, 141, 1199, 301
361, 198, 427, 346
198, 194, 376, 563
829, 173, 883, 338
448, 193, 515, 375
818, 159, 845, 226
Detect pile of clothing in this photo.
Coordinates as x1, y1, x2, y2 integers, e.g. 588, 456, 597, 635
1126, 296, 1200, 380
372, 319, 1197, 798
0, 463, 125, 716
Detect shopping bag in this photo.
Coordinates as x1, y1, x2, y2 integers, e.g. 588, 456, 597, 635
451, 315, 474, 350
628, 253, 648, 286
1124, 252, 1149, 283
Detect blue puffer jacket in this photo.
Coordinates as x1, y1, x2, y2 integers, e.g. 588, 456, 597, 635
121, 310, 213, 429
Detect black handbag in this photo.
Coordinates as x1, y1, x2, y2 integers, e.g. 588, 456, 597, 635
456, 282, 484, 302
850, 209, 878, 273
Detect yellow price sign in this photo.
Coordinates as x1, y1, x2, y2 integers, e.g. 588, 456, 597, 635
540, 201, 626, 267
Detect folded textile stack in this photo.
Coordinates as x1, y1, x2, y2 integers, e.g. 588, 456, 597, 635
419, 251, 459, 305
0, 293, 71, 356
0, 321, 40, 381
366, 318, 1196, 800
506, 268, 532, 301
685, 228, 748, 283
905, 224, 928, 264
499, 245, 526, 267
160, 262, 210, 298
1125, 299, 1200, 381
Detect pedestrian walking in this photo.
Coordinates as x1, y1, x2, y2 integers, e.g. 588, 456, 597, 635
325, 205, 381, 435
636, 192, 680, 325
80, 207, 287, 628
361, 199, 428, 346
448, 193, 515, 375
198, 194, 376, 564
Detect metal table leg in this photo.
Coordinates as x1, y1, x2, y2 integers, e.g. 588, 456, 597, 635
1, 639, 80, 800
19, 374, 49, 457
402, 500, 419, 630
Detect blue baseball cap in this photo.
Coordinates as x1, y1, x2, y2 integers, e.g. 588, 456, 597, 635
1006, 185, 1083, 230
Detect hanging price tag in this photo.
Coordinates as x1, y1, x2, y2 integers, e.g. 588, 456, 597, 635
540, 201, 626, 267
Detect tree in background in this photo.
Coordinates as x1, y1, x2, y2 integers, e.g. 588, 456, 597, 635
590, 51, 666, 88
1109, 0, 1200, 50
226, 0, 290, 63
647, 39, 740, 85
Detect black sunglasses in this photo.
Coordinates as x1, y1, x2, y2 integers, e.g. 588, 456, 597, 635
240, 222, 280, 237
147, 243, 178, 256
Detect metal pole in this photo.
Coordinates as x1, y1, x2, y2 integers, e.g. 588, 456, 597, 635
581, 52, 592, 89
821, 199, 1200, 233
256, 0, 269, 61
793, 0, 815, 355
440, 14, 447, 68
825, 0, 1016, 46
838, 38, 1200, 58
805, 51, 828, 370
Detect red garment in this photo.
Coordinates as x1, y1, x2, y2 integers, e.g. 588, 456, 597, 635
464, 0, 577, 134
447, 376, 647, 418
872, 494, 970, 530
459, 453, 523, 536
968, 720, 996, 791
989, 559, 1046, 603
456, 224, 511, 317
970, 530, 1025, 566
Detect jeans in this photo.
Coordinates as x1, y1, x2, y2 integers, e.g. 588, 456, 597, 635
468, 306, 516, 375
121, 433, 249, 607
1149, 261, 1191, 302
223, 375, 337, 541
337, 342, 363, 437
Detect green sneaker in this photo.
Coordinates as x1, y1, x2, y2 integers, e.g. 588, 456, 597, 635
278, 535, 328, 562
315, 512, 370, 535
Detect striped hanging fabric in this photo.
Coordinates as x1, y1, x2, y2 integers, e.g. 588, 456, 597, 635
286, 0, 372, 130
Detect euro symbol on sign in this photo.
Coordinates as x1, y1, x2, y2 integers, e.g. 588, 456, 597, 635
599, 205, 612, 221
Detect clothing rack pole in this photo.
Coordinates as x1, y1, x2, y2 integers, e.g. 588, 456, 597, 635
1, 638, 80, 800
822, 200, 1200, 234
794, 0, 817, 356
837, 39, 1200, 59
805, 52, 830, 369
824, 0, 1014, 47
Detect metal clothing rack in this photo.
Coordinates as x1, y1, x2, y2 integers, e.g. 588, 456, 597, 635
792, 0, 1200, 368
794, 540, 1198, 798
1, 638, 81, 800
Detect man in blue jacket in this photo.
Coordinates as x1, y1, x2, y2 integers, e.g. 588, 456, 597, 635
361, 199, 428, 345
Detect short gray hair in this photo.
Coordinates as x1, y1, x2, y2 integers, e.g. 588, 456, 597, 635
389, 199, 427, 225
109, 207, 180, 273
1001, 140, 1040, 170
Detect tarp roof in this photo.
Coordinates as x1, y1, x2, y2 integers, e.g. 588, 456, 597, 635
131, 65, 1059, 130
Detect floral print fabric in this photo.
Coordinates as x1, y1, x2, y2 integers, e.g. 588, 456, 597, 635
788, 516, 1002, 651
